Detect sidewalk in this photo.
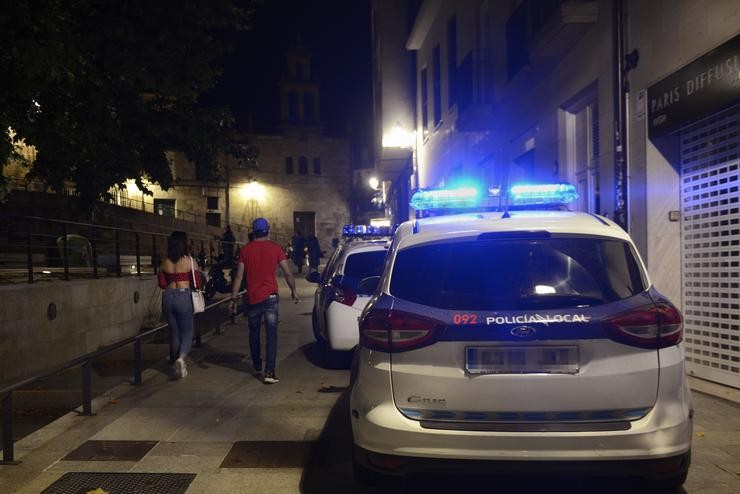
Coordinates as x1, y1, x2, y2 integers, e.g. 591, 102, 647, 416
1, 277, 357, 493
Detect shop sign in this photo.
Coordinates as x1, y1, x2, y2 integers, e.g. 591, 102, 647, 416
648, 33, 740, 137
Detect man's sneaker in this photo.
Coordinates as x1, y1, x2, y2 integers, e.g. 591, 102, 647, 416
175, 357, 188, 379
263, 372, 279, 384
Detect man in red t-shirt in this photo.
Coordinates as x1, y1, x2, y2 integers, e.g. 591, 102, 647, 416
230, 218, 298, 384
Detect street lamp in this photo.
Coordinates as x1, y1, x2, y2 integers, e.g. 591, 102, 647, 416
369, 176, 379, 190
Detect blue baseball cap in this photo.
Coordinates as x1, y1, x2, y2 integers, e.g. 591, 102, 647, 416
252, 217, 270, 232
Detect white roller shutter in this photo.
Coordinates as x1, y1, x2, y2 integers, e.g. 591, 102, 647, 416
680, 104, 740, 388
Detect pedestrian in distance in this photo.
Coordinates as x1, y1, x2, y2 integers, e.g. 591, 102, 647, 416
157, 231, 204, 379
306, 233, 321, 272
291, 230, 305, 274
230, 218, 299, 384
221, 224, 236, 266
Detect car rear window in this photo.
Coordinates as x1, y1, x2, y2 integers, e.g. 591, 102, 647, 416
343, 250, 387, 279
389, 237, 646, 310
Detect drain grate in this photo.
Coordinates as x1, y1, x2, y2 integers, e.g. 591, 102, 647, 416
220, 440, 326, 468
62, 440, 158, 461
42, 472, 196, 494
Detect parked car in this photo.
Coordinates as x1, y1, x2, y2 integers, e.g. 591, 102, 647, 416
350, 184, 692, 489
307, 231, 390, 367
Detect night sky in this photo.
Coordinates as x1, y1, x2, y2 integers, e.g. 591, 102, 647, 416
206, 0, 373, 137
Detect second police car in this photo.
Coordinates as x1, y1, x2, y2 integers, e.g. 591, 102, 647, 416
349, 183, 692, 489
307, 225, 391, 367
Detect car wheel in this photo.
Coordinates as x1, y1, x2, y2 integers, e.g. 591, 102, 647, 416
352, 456, 397, 487
311, 308, 323, 342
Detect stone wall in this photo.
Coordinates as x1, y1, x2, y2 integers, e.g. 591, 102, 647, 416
0, 276, 161, 384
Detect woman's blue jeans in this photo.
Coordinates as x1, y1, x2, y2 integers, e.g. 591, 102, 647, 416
162, 288, 194, 362
246, 294, 279, 373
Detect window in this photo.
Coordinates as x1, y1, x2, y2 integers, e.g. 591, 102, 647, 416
285, 157, 294, 174
447, 16, 457, 109
154, 199, 175, 218
562, 97, 600, 213
421, 68, 429, 131
299, 156, 308, 175
313, 157, 321, 174
288, 91, 299, 121
339, 251, 388, 291
389, 237, 646, 311
206, 212, 221, 227
206, 196, 219, 210
304, 92, 315, 122
296, 63, 304, 81
433, 45, 441, 126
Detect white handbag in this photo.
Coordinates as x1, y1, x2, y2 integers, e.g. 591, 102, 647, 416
190, 256, 205, 314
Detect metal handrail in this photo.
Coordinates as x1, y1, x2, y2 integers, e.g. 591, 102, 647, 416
0, 291, 244, 464
0, 211, 245, 284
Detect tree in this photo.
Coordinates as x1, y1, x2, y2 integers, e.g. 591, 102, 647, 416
0, 0, 257, 203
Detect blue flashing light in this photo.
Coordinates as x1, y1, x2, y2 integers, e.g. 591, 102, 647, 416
342, 224, 392, 237
509, 183, 579, 206
410, 186, 481, 211
410, 181, 578, 212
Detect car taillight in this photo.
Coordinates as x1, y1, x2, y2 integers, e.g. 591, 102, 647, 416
359, 309, 445, 352
331, 284, 357, 306
605, 303, 683, 349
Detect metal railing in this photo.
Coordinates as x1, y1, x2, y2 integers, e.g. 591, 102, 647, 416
0, 292, 242, 464
0, 212, 245, 284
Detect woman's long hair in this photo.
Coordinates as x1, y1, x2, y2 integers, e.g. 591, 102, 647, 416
167, 231, 188, 263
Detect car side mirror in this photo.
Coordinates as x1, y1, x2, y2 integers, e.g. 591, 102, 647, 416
305, 271, 321, 283
358, 276, 380, 295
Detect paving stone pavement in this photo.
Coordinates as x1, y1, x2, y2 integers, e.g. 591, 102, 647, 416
0, 275, 738, 493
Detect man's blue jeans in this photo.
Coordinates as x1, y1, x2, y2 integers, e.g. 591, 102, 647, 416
162, 288, 194, 362
246, 294, 279, 373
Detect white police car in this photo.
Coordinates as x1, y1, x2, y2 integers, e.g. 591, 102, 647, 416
307, 225, 391, 367
350, 184, 692, 489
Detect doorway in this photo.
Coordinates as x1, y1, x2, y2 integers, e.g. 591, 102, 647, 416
293, 211, 315, 237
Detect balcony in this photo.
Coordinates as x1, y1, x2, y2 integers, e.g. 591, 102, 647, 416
507, 0, 598, 78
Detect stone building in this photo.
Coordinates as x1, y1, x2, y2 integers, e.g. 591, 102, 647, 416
372, 0, 740, 388
133, 46, 353, 253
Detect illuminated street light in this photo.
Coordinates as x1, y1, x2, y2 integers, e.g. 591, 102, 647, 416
240, 179, 266, 201
382, 122, 414, 148
369, 176, 379, 190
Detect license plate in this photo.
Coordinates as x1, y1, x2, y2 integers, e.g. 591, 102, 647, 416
466, 346, 579, 374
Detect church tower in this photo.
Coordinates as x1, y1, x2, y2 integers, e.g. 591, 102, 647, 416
279, 41, 321, 129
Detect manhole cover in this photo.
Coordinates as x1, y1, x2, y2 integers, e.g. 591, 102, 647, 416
220, 440, 326, 468
62, 440, 158, 461
42, 472, 195, 494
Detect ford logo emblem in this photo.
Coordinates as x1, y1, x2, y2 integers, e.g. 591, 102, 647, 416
511, 326, 536, 337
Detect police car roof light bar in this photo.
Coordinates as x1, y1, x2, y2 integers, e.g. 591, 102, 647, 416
342, 224, 393, 238
508, 183, 579, 206
409, 182, 577, 213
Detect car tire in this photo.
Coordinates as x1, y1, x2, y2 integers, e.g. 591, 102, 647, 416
311, 308, 323, 342
352, 456, 397, 487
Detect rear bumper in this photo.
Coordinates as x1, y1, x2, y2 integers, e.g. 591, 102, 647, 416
350, 349, 693, 470
353, 444, 691, 480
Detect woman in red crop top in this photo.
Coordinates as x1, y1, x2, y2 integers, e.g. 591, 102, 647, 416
158, 231, 203, 379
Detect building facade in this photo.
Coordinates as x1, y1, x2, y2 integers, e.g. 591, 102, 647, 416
373, 0, 740, 387
118, 47, 353, 253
